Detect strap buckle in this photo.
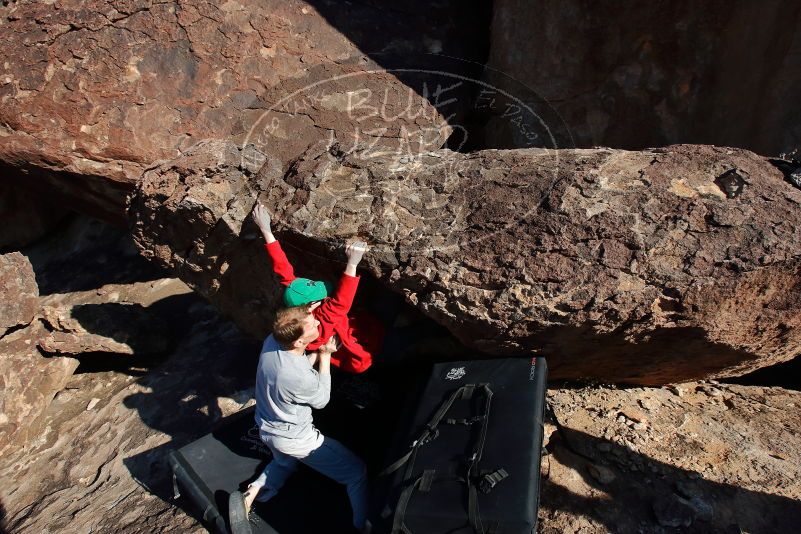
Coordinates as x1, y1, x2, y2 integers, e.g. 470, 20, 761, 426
479, 468, 509, 494
419, 469, 436, 492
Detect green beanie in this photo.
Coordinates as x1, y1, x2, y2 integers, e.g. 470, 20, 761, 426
283, 278, 333, 307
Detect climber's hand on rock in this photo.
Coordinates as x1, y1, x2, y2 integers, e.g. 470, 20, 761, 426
252, 203, 275, 243
252, 202, 272, 229
344, 241, 368, 277
345, 241, 368, 266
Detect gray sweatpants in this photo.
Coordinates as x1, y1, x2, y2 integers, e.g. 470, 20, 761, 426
252, 435, 368, 529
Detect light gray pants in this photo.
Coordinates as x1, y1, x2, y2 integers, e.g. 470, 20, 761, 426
252, 435, 368, 529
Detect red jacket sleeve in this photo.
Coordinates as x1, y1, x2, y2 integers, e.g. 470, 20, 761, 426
316, 273, 359, 325
264, 241, 296, 287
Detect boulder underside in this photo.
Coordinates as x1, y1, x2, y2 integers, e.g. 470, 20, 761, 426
131, 140, 801, 384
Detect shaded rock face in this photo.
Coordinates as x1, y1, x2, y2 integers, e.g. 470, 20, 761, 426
543, 382, 801, 532
0, 183, 71, 251
37, 303, 172, 356
0, 251, 38, 335
132, 141, 801, 384
0, 0, 487, 224
485, 0, 801, 156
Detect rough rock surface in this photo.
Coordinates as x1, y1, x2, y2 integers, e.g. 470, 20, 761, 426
0, 250, 81, 459
485, 0, 801, 156
542, 382, 801, 533
0, 320, 79, 458
2, 215, 798, 533
0, 288, 254, 534
132, 141, 801, 384
0, 217, 192, 455
0, 251, 39, 335
0, 217, 243, 533
0, 0, 485, 224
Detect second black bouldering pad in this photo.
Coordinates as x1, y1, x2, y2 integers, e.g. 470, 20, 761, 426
169, 362, 427, 534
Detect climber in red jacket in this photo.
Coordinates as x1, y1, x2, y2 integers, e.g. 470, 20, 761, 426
252, 202, 384, 373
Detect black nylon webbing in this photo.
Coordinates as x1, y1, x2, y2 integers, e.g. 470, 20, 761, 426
468, 481, 480, 532
467, 384, 493, 533
388, 383, 495, 534
391, 477, 422, 534
419, 469, 435, 492
380, 385, 476, 478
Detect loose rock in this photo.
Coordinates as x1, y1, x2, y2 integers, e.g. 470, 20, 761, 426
0, 252, 38, 336
652, 494, 695, 528
0, 321, 79, 457
587, 463, 616, 485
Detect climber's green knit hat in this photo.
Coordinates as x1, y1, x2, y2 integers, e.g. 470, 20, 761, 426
283, 278, 333, 307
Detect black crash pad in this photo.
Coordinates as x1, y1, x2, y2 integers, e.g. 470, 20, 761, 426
169, 357, 548, 534
169, 397, 395, 534
169, 364, 423, 534
374, 357, 548, 534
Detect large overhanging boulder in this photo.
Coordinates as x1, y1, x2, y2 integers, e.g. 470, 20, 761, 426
131, 140, 801, 384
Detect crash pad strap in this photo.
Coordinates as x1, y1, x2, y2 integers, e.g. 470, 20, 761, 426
388, 383, 495, 534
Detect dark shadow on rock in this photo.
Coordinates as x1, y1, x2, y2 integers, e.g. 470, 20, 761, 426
300, 0, 576, 152
120, 314, 260, 509
120, 329, 259, 440
0, 182, 73, 254
0, 498, 7, 534
23, 215, 168, 296
534, 324, 762, 386
300, 0, 494, 150
542, 425, 801, 533
224, 0, 572, 155
726, 354, 801, 391
67, 294, 200, 373
123, 441, 187, 507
